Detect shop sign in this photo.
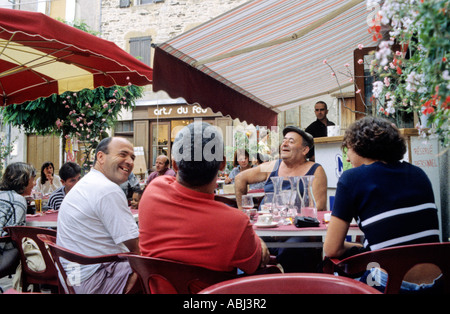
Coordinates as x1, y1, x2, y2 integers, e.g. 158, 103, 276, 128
149, 104, 212, 118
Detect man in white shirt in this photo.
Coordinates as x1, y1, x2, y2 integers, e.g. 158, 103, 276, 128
57, 137, 140, 294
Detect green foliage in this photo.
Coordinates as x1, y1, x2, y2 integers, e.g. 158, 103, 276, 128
1, 85, 143, 140
0, 19, 146, 170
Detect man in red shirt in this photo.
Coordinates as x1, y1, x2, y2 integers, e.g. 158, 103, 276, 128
139, 121, 269, 274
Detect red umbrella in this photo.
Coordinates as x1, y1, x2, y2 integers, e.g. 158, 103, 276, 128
0, 8, 153, 106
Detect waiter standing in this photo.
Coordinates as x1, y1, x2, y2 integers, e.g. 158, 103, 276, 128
305, 101, 335, 161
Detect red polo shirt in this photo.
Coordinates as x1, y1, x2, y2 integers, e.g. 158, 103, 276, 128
138, 176, 262, 274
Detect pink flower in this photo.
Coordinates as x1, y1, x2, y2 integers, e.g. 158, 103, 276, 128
358, 59, 364, 64
384, 77, 390, 87
323, 59, 327, 64
358, 44, 364, 50
344, 63, 350, 67
355, 89, 361, 94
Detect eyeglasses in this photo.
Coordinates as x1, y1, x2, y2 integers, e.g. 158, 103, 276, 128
315, 108, 326, 112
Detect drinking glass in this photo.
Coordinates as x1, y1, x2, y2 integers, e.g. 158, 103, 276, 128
274, 192, 290, 224
261, 192, 274, 213
33, 191, 43, 214
241, 195, 255, 222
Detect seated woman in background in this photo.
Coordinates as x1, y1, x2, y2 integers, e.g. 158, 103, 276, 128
324, 116, 441, 293
0, 162, 36, 234
225, 149, 265, 190
34, 161, 62, 195
0, 163, 36, 274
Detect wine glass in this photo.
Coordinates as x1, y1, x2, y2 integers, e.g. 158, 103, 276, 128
241, 195, 255, 222
274, 192, 289, 224
261, 192, 274, 213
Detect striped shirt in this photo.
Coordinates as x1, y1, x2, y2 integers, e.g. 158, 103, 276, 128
48, 186, 66, 211
332, 161, 439, 251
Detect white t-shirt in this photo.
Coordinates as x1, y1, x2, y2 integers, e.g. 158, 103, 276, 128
57, 169, 139, 282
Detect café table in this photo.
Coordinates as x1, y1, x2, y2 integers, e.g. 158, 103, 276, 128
253, 211, 363, 250
219, 189, 265, 200
26, 209, 139, 228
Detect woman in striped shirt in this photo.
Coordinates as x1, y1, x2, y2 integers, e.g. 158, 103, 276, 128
324, 116, 441, 293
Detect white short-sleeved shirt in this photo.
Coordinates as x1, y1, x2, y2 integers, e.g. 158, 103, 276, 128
57, 169, 139, 282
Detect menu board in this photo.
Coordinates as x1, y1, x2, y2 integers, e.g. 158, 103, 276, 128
410, 137, 441, 237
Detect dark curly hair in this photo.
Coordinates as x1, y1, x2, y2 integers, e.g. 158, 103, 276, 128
342, 116, 406, 163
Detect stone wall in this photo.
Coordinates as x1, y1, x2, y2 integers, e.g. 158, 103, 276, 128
100, 0, 249, 49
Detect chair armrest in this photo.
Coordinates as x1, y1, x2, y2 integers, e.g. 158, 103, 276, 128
322, 256, 341, 274
51, 247, 124, 265
0, 235, 12, 243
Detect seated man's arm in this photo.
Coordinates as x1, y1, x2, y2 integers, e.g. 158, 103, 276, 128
235, 161, 274, 210
122, 238, 140, 255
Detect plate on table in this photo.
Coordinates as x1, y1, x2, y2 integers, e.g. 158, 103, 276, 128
254, 222, 278, 228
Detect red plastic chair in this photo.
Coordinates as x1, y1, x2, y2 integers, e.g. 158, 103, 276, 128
323, 242, 450, 294
4, 226, 59, 292
0, 234, 20, 279
121, 254, 281, 294
121, 254, 240, 294
199, 273, 382, 294
37, 234, 125, 294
